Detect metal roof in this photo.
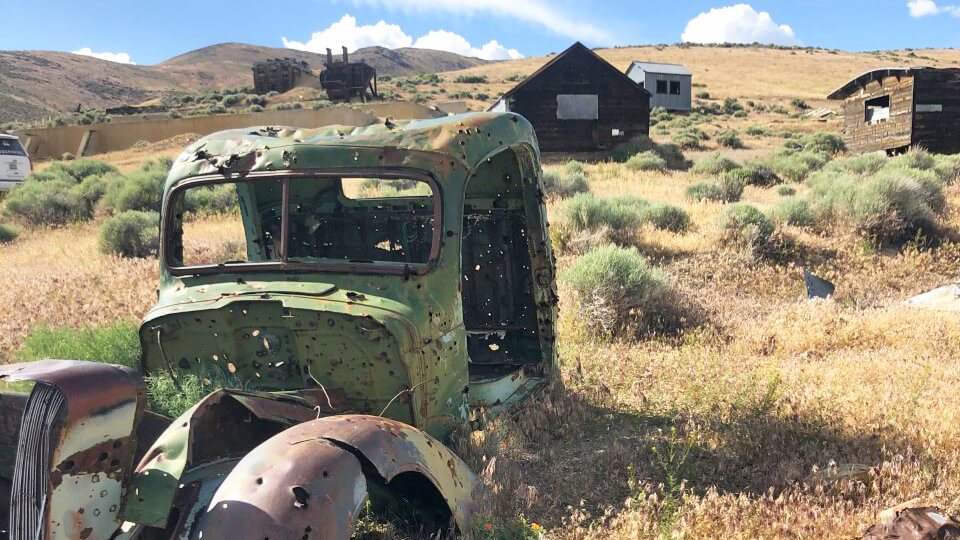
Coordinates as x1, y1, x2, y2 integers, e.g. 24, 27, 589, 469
628, 61, 693, 76
827, 67, 924, 100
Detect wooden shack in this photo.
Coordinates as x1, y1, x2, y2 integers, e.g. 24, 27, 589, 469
252, 58, 317, 95
489, 42, 650, 152
828, 67, 960, 154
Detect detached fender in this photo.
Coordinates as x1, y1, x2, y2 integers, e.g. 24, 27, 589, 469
193, 415, 477, 539
0, 360, 146, 540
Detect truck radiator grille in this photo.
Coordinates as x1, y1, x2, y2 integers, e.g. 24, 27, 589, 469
9, 383, 65, 540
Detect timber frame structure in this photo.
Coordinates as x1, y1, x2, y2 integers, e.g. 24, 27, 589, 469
828, 67, 960, 154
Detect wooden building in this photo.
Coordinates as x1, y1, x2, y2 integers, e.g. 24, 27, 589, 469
252, 58, 318, 95
489, 42, 650, 152
626, 62, 693, 111
828, 67, 960, 154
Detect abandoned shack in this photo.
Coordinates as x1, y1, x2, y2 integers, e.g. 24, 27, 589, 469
320, 47, 378, 102
252, 58, 318, 95
828, 67, 960, 154
626, 62, 693, 111
489, 42, 650, 152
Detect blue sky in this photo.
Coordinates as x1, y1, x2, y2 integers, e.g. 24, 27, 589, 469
1, 1, 958, 65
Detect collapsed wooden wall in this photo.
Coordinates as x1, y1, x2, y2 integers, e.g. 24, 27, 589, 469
840, 74, 914, 154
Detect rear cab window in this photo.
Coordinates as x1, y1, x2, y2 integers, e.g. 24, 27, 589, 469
0, 138, 26, 157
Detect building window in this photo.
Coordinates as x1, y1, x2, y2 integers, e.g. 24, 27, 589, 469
656, 80, 668, 94
865, 95, 890, 123
556, 94, 599, 120
670, 81, 682, 95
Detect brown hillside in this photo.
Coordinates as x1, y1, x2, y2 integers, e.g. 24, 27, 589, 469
0, 43, 487, 122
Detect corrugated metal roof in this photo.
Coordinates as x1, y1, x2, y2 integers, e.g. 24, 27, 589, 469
628, 61, 692, 76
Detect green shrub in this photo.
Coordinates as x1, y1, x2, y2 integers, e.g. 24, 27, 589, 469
184, 184, 240, 213
822, 153, 887, 176
777, 185, 797, 196
542, 161, 589, 199
791, 98, 810, 110
725, 165, 775, 187
0, 223, 19, 243
100, 158, 171, 213
640, 203, 690, 232
672, 131, 703, 150
722, 97, 743, 114
686, 181, 723, 202
716, 130, 744, 148
625, 151, 667, 172
771, 196, 813, 226
806, 167, 943, 242
786, 132, 846, 155
610, 136, 689, 169
98, 210, 160, 257
62, 152, 76, 161
746, 125, 772, 137
48, 159, 118, 182
76, 172, 126, 209
691, 153, 740, 175
718, 203, 775, 253
454, 75, 487, 84
696, 91, 711, 99
560, 245, 675, 335
762, 149, 829, 182
4, 180, 91, 225
771, 105, 789, 114
561, 193, 646, 231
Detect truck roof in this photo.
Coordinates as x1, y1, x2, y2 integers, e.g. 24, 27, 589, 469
166, 112, 539, 191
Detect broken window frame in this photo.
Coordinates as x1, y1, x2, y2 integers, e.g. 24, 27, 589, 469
865, 94, 891, 123
161, 169, 443, 277
669, 80, 682, 95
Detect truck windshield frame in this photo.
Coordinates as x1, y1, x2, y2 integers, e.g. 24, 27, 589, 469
162, 168, 443, 277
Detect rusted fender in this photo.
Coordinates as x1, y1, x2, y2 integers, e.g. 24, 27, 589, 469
193, 415, 477, 539
0, 360, 146, 540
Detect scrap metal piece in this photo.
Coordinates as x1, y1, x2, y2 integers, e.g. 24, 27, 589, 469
804, 270, 835, 299
0, 360, 146, 540
192, 415, 476, 539
907, 284, 960, 311
860, 506, 960, 539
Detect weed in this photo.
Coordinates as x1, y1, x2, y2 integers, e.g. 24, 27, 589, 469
626, 151, 667, 172
691, 153, 740, 176
0, 223, 19, 243
543, 161, 590, 199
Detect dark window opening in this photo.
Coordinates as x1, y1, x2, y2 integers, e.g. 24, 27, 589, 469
670, 80, 682, 95
865, 95, 891, 123
656, 80, 668, 94
165, 174, 438, 274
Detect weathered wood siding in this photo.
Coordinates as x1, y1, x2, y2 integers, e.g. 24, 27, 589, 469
505, 47, 649, 152
841, 75, 914, 154
912, 69, 960, 154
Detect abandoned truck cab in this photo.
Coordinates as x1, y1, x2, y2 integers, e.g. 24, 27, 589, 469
0, 112, 557, 539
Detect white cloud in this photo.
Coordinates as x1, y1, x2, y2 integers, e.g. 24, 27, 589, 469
282, 14, 413, 53
284, 14, 524, 60
681, 4, 801, 46
907, 0, 960, 17
413, 30, 523, 60
349, 0, 611, 44
71, 47, 136, 65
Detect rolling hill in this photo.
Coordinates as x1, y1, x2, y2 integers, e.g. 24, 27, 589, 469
0, 43, 488, 122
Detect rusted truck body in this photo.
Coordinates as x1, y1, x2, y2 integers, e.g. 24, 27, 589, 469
0, 112, 557, 538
